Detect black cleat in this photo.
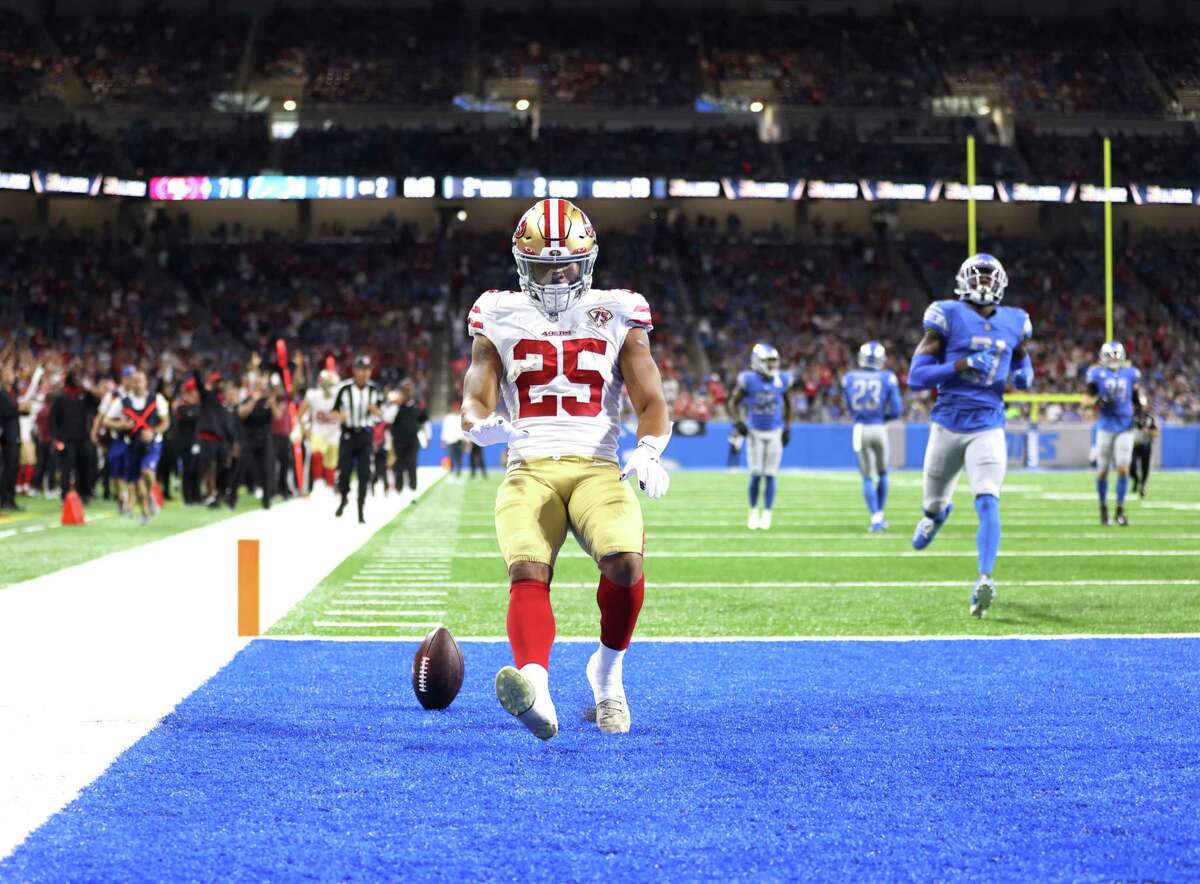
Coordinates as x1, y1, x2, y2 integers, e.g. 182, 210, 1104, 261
1115, 507, 1129, 526
335, 497, 348, 518
1100, 504, 1110, 526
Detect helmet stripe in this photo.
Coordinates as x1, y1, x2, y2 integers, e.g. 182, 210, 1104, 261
558, 198, 567, 243
543, 199, 553, 243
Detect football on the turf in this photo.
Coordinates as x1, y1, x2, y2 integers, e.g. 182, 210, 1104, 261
412, 626, 464, 710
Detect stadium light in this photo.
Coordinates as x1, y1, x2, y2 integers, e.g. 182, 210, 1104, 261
978, 104, 991, 116
514, 98, 531, 111
283, 98, 297, 112
456, 209, 468, 222
749, 100, 765, 113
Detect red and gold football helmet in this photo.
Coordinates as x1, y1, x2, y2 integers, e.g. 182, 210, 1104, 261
512, 198, 598, 316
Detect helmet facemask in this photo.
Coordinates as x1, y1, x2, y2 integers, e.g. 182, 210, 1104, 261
1100, 341, 1127, 368
955, 254, 1009, 306
513, 246, 598, 317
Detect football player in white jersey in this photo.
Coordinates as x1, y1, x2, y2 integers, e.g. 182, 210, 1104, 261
461, 198, 671, 741
298, 369, 340, 490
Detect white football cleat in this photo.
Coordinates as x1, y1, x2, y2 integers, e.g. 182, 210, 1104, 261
584, 650, 631, 734
970, 575, 996, 618
747, 508, 761, 530
495, 664, 558, 740
760, 509, 773, 530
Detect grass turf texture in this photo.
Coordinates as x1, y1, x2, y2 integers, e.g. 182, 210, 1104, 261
4, 639, 1198, 881
0, 495, 265, 589
270, 470, 1200, 638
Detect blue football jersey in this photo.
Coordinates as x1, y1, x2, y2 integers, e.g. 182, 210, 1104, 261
738, 370, 792, 431
922, 299, 1033, 433
1086, 364, 1139, 433
842, 369, 901, 425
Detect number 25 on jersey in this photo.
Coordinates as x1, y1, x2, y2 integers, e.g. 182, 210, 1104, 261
513, 338, 607, 419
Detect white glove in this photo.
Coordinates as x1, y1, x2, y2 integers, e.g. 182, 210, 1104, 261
464, 414, 530, 447
620, 433, 671, 500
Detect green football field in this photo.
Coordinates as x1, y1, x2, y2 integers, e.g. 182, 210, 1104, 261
269, 469, 1200, 639
0, 495, 264, 589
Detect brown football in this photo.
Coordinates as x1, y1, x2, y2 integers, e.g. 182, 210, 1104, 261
412, 626, 465, 710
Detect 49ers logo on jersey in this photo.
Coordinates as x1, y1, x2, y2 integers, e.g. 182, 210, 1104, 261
587, 307, 613, 328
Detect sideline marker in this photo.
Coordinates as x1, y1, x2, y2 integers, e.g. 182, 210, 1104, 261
61, 491, 85, 526
238, 539, 260, 636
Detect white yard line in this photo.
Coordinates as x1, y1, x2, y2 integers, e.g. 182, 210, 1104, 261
398, 579, 1200, 590
0, 469, 445, 860
337, 590, 449, 598
449, 531, 1200, 542
311, 621, 442, 629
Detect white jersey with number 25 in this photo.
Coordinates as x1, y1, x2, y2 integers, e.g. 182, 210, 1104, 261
468, 288, 652, 463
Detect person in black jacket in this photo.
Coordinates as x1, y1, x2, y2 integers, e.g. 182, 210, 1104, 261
50, 373, 99, 502
193, 370, 234, 507
390, 379, 427, 494
173, 378, 201, 503
0, 361, 23, 510
233, 372, 283, 509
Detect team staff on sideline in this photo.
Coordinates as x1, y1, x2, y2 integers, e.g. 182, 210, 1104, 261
50, 373, 99, 502
234, 372, 283, 510
333, 355, 384, 523
0, 360, 26, 511
390, 379, 426, 493
1130, 406, 1158, 498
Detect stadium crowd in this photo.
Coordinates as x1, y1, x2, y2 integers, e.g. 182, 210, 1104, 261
2, 211, 1198, 510
3, 6, 1200, 114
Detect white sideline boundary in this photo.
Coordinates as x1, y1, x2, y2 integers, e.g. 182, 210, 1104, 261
0, 468, 445, 861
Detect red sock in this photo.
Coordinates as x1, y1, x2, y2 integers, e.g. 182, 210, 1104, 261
597, 574, 645, 651
507, 579, 555, 668
310, 453, 323, 488
325, 467, 336, 486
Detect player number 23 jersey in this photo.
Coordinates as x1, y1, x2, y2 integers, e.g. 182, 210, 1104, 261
468, 288, 653, 462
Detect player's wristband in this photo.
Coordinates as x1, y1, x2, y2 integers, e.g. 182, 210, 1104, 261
907, 354, 960, 390
636, 432, 671, 458
1011, 354, 1034, 390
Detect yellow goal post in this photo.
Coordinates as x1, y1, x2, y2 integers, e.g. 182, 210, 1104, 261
1006, 393, 1088, 468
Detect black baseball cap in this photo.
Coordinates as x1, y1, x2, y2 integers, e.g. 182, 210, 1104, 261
354, 354, 372, 368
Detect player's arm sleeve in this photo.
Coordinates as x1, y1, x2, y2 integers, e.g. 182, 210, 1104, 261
885, 375, 902, 419
923, 302, 950, 336
1020, 311, 1033, 342
1011, 355, 1034, 390
907, 355, 958, 390
467, 292, 493, 338
621, 291, 654, 331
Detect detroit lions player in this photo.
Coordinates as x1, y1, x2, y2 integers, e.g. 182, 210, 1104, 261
731, 343, 792, 530
842, 341, 902, 533
907, 254, 1034, 618
1084, 341, 1140, 526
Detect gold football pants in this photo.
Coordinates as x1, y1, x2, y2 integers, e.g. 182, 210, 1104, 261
494, 456, 644, 569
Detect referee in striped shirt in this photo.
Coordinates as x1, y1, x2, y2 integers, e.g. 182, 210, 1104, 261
333, 355, 383, 523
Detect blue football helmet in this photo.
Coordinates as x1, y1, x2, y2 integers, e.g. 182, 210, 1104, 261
955, 253, 1009, 306
750, 342, 780, 377
857, 340, 886, 370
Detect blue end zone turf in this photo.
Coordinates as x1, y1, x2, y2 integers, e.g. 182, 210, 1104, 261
5, 639, 1199, 880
